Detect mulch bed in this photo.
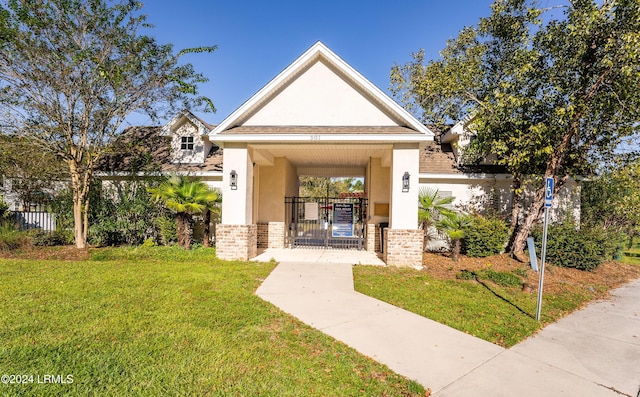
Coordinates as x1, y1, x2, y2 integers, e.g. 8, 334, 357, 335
422, 252, 640, 296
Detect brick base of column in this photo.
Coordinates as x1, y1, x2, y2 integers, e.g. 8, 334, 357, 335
384, 229, 424, 267
366, 224, 377, 252
216, 224, 257, 261
267, 222, 285, 248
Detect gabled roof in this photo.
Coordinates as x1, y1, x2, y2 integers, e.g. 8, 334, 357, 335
97, 126, 223, 173
210, 41, 433, 138
161, 109, 214, 137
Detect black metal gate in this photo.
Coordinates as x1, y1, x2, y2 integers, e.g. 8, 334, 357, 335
285, 196, 367, 249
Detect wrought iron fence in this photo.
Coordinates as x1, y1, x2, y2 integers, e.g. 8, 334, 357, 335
285, 196, 367, 249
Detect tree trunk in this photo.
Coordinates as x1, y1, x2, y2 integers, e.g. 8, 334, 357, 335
203, 209, 211, 247
510, 185, 547, 254
177, 212, 192, 249
510, 123, 577, 254
505, 178, 524, 252
451, 239, 461, 261
69, 160, 91, 249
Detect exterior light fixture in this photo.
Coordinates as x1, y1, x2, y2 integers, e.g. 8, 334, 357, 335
230, 170, 238, 190
402, 172, 410, 192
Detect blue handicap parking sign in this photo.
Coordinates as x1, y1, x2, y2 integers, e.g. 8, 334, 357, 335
545, 177, 554, 208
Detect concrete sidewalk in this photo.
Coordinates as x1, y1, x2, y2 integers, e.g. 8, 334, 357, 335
255, 255, 640, 396
256, 261, 504, 392
437, 278, 640, 397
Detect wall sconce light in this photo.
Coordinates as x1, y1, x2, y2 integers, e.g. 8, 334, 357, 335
402, 172, 410, 192
230, 170, 238, 190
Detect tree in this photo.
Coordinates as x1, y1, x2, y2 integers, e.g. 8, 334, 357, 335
417, 187, 455, 251
582, 156, 640, 248
148, 175, 220, 249
391, 0, 640, 254
0, 0, 216, 248
299, 177, 363, 197
437, 213, 471, 261
202, 191, 222, 247
0, 135, 67, 209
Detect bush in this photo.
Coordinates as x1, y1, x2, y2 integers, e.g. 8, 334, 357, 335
462, 215, 508, 257
532, 220, 623, 271
31, 230, 72, 246
0, 224, 31, 251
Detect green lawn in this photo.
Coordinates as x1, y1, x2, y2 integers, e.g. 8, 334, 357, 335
353, 266, 596, 347
0, 247, 424, 396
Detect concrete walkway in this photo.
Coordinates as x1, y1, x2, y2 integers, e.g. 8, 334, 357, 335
254, 250, 640, 396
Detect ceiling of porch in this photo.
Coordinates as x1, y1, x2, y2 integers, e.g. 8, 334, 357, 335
251, 144, 392, 169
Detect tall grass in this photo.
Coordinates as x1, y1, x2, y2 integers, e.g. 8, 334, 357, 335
0, 224, 31, 251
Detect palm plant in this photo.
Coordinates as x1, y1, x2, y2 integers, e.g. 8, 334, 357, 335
148, 175, 220, 249
437, 213, 472, 261
418, 187, 456, 251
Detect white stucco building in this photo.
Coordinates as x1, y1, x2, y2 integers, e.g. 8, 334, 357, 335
97, 41, 580, 267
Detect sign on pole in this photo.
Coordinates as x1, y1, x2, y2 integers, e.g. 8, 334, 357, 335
545, 177, 554, 208
536, 177, 554, 321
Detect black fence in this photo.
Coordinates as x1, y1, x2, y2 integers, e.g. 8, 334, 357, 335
8, 211, 57, 232
285, 196, 367, 249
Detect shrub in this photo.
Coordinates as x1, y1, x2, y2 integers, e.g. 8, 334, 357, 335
462, 215, 508, 257
532, 221, 623, 271
0, 224, 31, 251
31, 230, 72, 246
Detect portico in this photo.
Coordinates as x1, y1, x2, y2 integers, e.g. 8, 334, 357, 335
210, 42, 433, 267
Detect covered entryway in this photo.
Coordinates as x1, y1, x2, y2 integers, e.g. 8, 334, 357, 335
210, 42, 433, 266
285, 196, 368, 249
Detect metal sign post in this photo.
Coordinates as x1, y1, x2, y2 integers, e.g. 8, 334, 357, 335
536, 177, 554, 321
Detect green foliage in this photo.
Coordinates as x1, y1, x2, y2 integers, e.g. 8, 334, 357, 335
0, 224, 31, 251
298, 177, 363, 197
479, 269, 522, 288
532, 221, 624, 271
462, 214, 508, 257
437, 213, 472, 261
50, 178, 172, 247
148, 174, 221, 249
156, 215, 178, 246
418, 187, 456, 250
0, 0, 216, 248
456, 269, 476, 280
582, 157, 640, 246
30, 230, 72, 246
392, 0, 640, 253
0, 197, 9, 223
90, 179, 169, 247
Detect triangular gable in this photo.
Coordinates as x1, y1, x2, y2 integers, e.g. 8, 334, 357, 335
211, 42, 433, 136
161, 109, 213, 137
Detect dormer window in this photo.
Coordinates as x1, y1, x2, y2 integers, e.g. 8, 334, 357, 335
180, 136, 194, 150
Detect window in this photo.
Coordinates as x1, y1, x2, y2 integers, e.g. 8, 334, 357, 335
180, 136, 194, 150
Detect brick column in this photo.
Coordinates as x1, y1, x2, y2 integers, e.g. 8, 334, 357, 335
366, 223, 377, 252
216, 224, 257, 261
267, 222, 285, 249
384, 229, 423, 267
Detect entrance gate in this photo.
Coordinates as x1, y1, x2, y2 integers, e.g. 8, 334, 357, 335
285, 196, 368, 249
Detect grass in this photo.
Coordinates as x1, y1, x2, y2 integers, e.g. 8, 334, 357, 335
0, 246, 424, 396
353, 266, 597, 347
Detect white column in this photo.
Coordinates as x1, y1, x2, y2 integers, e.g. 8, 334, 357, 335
389, 143, 419, 229
221, 143, 253, 225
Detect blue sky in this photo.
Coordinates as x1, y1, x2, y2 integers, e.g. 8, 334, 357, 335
133, 0, 496, 126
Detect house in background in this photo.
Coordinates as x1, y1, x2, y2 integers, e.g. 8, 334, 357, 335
97, 41, 580, 267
